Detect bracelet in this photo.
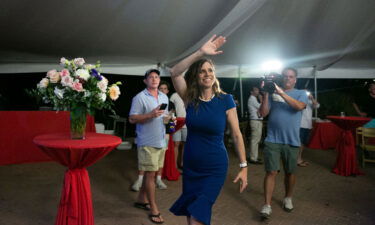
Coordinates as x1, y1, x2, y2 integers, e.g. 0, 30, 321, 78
239, 162, 248, 168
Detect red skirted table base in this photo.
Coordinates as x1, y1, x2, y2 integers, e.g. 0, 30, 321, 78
327, 116, 371, 176
33, 132, 121, 225
308, 121, 341, 150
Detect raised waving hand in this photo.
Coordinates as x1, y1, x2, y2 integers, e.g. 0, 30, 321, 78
199, 35, 226, 56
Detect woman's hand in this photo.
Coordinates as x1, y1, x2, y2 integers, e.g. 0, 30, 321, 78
233, 168, 248, 193
199, 35, 226, 56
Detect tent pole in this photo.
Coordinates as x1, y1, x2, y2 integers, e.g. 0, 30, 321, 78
239, 65, 243, 118
312, 66, 318, 118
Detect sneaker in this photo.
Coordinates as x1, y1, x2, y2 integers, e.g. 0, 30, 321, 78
282, 197, 294, 212
260, 205, 272, 219
131, 179, 142, 192
156, 179, 167, 190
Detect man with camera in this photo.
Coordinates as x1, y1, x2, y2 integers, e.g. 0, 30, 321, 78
258, 67, 308, 219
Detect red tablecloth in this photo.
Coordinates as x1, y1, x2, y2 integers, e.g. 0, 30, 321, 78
33, 132, 121, 225
327, 116, 371, 176
162, 117, 185, 181
0, 111, 95, 165
308, 121, 341, 150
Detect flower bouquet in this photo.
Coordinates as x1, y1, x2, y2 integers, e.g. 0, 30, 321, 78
29, 57, 121, 139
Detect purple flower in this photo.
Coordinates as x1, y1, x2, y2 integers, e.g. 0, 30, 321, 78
91, 69, 102, 81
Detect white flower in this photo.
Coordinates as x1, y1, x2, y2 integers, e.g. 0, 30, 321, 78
61, 75, 74, 87
97, 77, 108, 93
54, 87, 65, 99
42, 97, 50, 104
84, 91, 91, 98
75, 69, 90, 81
60, 57, 68, 66
37, 78, 49, 88
98, 93, 107, 102
74, 58, 85, 67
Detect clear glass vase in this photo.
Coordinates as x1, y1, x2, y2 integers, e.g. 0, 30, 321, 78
70, 106, 87, 139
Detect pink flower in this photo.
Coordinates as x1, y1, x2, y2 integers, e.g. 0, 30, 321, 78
60, 57, 68, 66
74, 58, 85, 67
72, 80, 84, 92
47, 70, 61, 83
61, 69, 70, 77
47, 69, 56, 77
37, 78, 49, 88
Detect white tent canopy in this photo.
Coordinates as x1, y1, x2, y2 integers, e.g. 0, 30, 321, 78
1, 0, 375, 79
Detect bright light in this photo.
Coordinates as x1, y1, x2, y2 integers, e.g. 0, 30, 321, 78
306, 91, 310, 96
261, 60, 283, 72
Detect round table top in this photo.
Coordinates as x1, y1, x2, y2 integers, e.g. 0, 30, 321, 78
327, 116, 372, 121
33, 132, 122, 150
327, 116, 371, 130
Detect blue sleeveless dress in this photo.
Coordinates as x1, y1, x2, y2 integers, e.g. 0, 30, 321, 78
170, 94, 236, 225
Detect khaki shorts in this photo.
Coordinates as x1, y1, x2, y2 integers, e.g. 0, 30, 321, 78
263, 142, 299, 174
137, 146, 167, 171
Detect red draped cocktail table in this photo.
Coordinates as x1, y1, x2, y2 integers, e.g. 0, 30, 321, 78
327, 116, 371, 176
34, 132, 121, 225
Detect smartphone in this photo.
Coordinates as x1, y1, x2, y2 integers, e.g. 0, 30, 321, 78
159, 103, 168, 110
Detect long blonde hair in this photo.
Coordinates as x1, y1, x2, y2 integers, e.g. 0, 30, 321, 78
184, 58, 225, 108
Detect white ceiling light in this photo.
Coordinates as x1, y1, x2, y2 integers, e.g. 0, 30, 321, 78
261, 60, 283, 73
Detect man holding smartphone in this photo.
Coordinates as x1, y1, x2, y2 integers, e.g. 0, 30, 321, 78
129, 69, 169, 224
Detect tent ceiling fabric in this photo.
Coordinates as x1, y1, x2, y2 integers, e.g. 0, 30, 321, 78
0, 0, 374, 78
0, 0, 238, 64
216, 0, 375, 69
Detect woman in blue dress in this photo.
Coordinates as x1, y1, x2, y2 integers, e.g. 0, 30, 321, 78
169, 35, 248, 225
